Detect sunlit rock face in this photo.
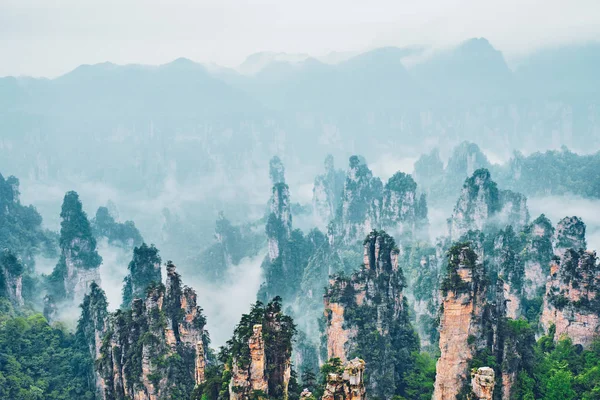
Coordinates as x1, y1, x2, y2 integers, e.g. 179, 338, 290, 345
229, 324, 269, 400
433, 244, 486, 400
324, 230, 418, 399
321, 358, 366, 400
470, 367, 495, 400
541, 249, 600, 347
226, 299, 293, 400
81, 262, 207, 400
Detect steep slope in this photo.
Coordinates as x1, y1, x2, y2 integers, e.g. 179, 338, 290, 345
81, 262, 208, 400
323, 230, 419, 399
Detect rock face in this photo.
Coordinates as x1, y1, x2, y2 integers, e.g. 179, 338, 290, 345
83, 262, 207, 400
229, 324, 269, 400
77, 282, 109, 394
522, 214, 554, 300
332, 156, 383, 246
312, 155, 345, 226
0, 250, 24, 305
48, 191, 102, 306
540, 248, 600, 347
448, 169, 529, 240
492, 226, 524, 319
321, 358, 366, 400
225, 298, 294, 400
470, 367, 495, 400
434, 243, 486, 400
261, 160, 324, 305
555, 216, 586, 255
381, 172, 429, 240
330, 156, 427, 246
323, 230, 419, 399
267, 182, 292, 262
121, 243, 162, 307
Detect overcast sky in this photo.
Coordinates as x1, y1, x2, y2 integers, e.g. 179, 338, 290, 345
1, 0, 599, 77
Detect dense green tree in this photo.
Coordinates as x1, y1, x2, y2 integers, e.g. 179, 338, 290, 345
0, 314, 95, 399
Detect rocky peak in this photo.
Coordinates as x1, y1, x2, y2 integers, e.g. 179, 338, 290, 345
491, 226, 524, 319
89, 262, 207, 400
381, 172, 428, 240
448, 169, 529, 240
541, 248, 600, 347
77, 282, 109, 395
332, 156, 383, 246
225, 297, 295, 400
413, 148, 444, 187
121, 243, 162, 307
434, 243, 487, 400
448, 169, 500, 240
555, 216, 586, 255
522, 214, 555, 300
331, 156, 426, 246
324, 230, 418, 399
445, 142, 491, 179
48, 191, 102, 305
313, 155, 345, 225
321, 358, 366, 400
269, 156, 286, 185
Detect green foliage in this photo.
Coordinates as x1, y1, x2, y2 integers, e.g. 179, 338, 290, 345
440, 242, 478, 296
122, 243, 162, 307
221, 297, 296, 400
327, 231, 421, 399
58, 191, 102, 269
503, 147, 600, 198
399, 352, 436, 400
92, 206, 143, 248
0, 314, 95, 399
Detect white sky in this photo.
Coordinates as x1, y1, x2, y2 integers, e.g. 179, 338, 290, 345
1, 0, 599, 77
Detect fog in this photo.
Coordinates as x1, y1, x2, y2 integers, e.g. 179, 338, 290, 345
2, 0, 600, 77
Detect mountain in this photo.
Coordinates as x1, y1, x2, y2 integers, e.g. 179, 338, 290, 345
410, 37, 515, 103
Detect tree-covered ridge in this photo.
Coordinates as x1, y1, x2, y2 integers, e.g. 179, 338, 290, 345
0, 173, 57, 269
504, 147, 600, 198
46, 191, 102, 306
92, 206, 143, 249
121, 243, 162, 308
312, 154, 346, 225
414, 142, 600, 206
58, 191, 102, 270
